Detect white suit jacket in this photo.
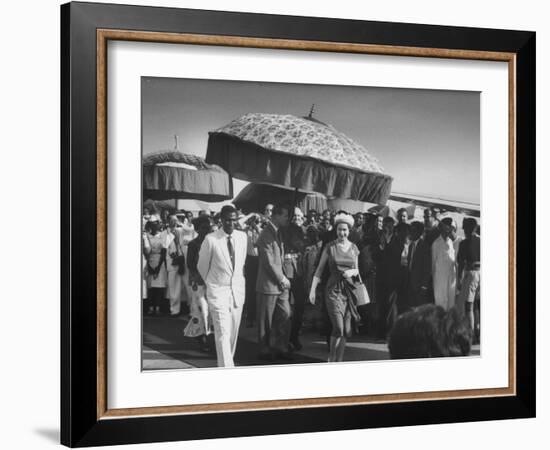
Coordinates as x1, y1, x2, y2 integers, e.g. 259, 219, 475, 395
197, 229, 247, 308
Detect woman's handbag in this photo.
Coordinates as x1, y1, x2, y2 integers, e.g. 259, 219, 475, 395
348, 275, 371, 306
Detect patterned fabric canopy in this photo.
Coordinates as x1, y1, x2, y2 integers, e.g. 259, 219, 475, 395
233, 183, 327, 215
213, 113, 386, 174
206, 113, 392, 204
143, 151, 232, 202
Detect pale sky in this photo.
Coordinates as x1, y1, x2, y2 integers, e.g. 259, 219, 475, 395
142, 77, 480, 204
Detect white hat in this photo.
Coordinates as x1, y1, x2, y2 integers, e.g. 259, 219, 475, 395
333, 213, 354, 228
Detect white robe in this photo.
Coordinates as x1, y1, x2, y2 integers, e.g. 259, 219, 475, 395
164, 229, 185, 315
197, 229, 247, 367
431, 236, 459, 310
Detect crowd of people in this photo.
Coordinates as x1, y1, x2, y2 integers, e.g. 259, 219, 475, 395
142, 202, 480, 367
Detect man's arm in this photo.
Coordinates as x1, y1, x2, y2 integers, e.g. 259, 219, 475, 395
197, 235, 213, 283
257, 233, 287, 287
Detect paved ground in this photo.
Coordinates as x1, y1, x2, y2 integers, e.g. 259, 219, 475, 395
142, 313, 480, 370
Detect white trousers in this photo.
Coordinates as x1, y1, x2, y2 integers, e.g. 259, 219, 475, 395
208, 301, 243, 368
166, 270, 183, 315
433, 265, 456, 311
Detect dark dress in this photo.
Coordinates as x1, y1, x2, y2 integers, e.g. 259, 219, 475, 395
324, 241, 361, 338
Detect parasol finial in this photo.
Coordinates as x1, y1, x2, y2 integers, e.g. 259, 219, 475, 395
308, 104, 316, 118
174, 134, 179, 150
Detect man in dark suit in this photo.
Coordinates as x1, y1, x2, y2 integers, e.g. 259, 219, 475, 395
256, 204, 292, 360
283, 208, 307, 351
406, 221, 432, 309
374, 217, 405, 338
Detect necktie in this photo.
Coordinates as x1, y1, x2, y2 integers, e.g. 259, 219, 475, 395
227, 235, 235, 270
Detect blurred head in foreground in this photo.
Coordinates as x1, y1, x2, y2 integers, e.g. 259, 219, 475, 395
388, 304, 472, 359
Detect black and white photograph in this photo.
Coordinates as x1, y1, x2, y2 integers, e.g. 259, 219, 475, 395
141, 77, 481, 369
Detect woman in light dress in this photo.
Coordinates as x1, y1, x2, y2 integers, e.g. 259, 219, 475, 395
309, 213, 362, 362
143, 216, 167, 315
185, 216, 213, 350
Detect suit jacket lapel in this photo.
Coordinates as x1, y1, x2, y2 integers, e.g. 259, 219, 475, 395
269, 222, 284, 254
218, 230, 234, 273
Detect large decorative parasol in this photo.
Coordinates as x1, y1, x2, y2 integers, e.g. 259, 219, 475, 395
205, 110, 393, 204
233, 183, 327, 214
143, 151, 233, 202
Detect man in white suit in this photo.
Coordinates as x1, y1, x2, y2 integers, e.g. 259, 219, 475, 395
197, 205, 247, 367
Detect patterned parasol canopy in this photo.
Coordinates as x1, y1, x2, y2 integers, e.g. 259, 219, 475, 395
206, 112, 393, 204
143, 151, 232, 202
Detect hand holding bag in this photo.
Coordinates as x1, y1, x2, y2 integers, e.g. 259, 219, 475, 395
347, 274, 370, 306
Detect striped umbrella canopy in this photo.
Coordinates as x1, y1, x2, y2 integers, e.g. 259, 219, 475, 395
205, 112, 393, 204
143, 151, 232, 202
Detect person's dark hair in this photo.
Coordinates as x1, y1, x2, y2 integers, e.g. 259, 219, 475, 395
193, 215, 212, 230
462, 217, 478, 235
410, 221, 425, 235
220, 205, 237, 218
272, 204, 290, 217
388, 304, 472, 359
397, 207, 407, 216
144, 219, 159, 233
440, 217, 456, 229
383, 216, 395, 226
